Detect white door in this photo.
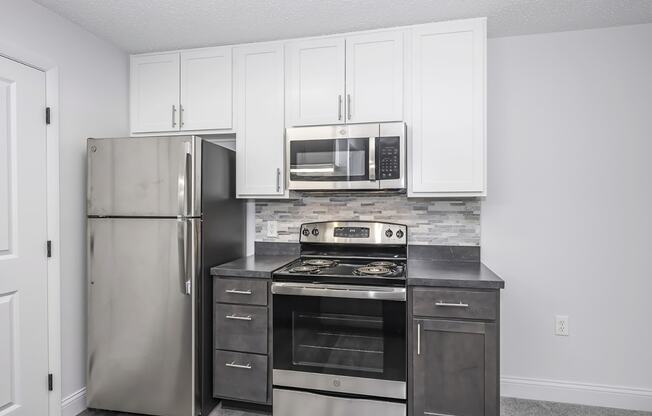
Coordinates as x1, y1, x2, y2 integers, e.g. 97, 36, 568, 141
130, 52, 180, 133
180, 47, 232, 131
234, 43, 286, 197
0, 56, 49, 415
286, 38, 345, 126
345, 31, 404, 123
410, 18, 486, 196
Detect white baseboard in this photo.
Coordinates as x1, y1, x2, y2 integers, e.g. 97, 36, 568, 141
502, 376, 652, 412
61, 387, 87, 416
59, 380, 652, 414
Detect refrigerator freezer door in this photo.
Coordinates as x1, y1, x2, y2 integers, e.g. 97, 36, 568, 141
87, 217, 200, 416
87, 136, 201, 217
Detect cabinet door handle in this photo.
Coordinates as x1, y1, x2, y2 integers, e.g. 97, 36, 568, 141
417, 322, 421, 356
225, 314, 252, 321
347, 94, 352, 120
225, 289, 252, 295
435, 301, 469, 308
172, 105, 177, 128
276, 168, 281, 192
179, 104, 185, 128
225, 361, 252, 370
338, 95, 343, 120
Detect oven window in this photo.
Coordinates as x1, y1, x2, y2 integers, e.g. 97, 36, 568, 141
289, 138, 369, 182
292, 312, 384, 373
274, 295, 406, 382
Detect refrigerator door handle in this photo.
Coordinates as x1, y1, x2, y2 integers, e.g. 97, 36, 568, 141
177, 219, 188, 295
178, 141, 193, 216
177, 219, 194, 295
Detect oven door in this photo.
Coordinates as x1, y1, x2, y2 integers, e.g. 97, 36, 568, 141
287, 124, 379, 190
272, 283, 406, 399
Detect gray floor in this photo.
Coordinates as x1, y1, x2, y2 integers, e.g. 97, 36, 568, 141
79, 397, 652, 416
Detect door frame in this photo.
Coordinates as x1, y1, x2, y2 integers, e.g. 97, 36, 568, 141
0, 41, 62, 416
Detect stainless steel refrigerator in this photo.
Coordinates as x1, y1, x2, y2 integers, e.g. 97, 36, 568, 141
86, 136, 245, 416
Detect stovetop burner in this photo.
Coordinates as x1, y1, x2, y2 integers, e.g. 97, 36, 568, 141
288, 265, 321, 274
302, 259, 338, 268
354, 266, 394, 276
368, 261, 398, 268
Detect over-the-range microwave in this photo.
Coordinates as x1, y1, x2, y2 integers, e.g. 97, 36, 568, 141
286, 122, 406, 191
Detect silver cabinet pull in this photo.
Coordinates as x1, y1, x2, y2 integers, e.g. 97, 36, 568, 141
417, 322, 421, 355
338, 95, 343, 120
225, 314, 252, 321
179, 104, 185, 128
435, 301, 469, 308
172, 105, 177, 128
347, 94, 352, 120
225, 361, 251, 369
225, 289, 252, 295
276, 168, 281, 192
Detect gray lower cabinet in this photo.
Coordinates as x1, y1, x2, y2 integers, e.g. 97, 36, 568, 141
213, 276, 271, 405
411, 287, 500, 416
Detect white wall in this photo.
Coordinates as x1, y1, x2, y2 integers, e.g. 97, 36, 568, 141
483, 24, 652, 410
0, 0, 129, 408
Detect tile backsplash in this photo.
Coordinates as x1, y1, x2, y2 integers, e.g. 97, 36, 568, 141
255, 195, 480, 246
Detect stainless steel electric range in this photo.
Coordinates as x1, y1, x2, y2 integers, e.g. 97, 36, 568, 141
271, 221, 408, 416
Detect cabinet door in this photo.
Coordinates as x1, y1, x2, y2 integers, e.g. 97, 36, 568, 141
286, 38, 345, 126
345, 31, 403, 123
410, 18, 486, 196
180, 47, 232, 130
234, 43, 285, 197
130, 53, 180, 133
412, 319, 498, 416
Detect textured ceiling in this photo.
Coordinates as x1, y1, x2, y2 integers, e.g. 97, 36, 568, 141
32, 0, 652, 53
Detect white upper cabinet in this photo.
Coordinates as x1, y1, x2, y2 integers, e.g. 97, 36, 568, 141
130, 47, 232, 134
286, 31, 404, 127
409, 18, 486, 196
130, 53, 180, 133
286, 38, 345, 126
180, 47, 232, 131
234, 43, 286, 197
345, 32, 403, 123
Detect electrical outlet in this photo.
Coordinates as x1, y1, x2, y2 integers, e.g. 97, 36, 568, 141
555, 315, 569, 336
266, 221, 278, 237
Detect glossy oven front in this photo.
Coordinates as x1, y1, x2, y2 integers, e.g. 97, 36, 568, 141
272, 284, 406, 416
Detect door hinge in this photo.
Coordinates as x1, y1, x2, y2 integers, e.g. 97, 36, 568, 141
46, 240, 52, 258
48, 374, 53, 391
45, 107, 51, 125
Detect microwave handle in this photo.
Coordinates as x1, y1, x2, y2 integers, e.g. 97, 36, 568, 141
369, 136, 376, 182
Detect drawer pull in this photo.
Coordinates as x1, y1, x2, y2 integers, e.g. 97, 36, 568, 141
225, 361, 251, 370
435, 301, 469, 308
225, 314, 253, 321
225, 289, 252, 295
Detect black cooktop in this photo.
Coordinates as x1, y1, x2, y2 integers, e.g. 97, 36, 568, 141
273, 257, 407, 286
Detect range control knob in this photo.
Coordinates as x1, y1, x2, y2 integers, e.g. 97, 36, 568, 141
396, 230, 404, 239
312, 228, 320, 236
302, 228, 310, 237
385, 229, 393, 238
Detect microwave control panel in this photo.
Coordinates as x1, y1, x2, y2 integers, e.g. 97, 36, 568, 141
377, 137, 401, 180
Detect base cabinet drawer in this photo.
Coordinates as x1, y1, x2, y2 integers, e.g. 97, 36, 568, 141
412, 287, 497, 321
215, 278, 268, 306
214, 350, 268, 403
214, 303, 268, 354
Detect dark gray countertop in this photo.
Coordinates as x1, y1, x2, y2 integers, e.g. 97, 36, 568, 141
210, 255, 295, 279
407, 260, 505, 289
210, 250, 505, 289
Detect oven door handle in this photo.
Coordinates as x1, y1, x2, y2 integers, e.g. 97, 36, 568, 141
271, 282, 406, 301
